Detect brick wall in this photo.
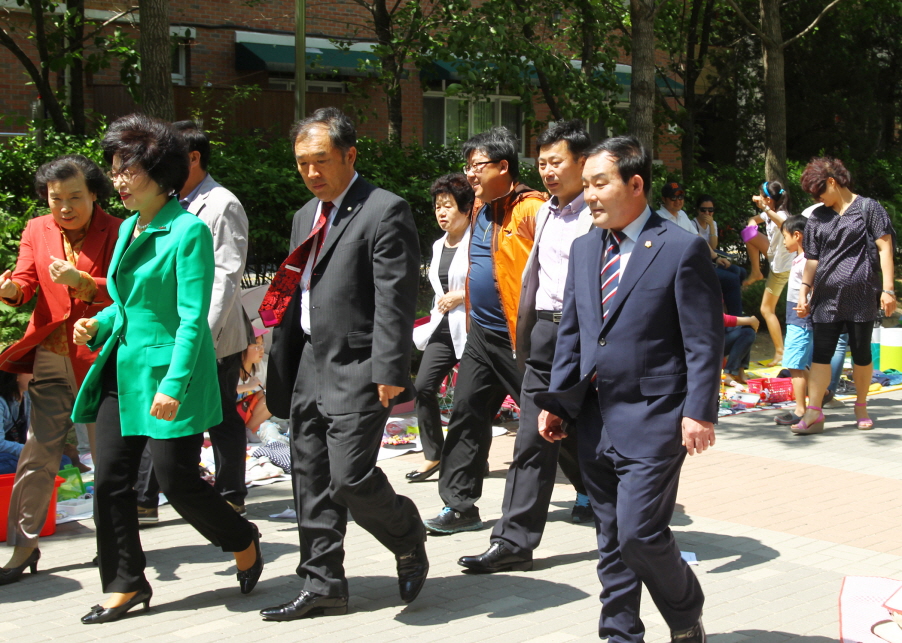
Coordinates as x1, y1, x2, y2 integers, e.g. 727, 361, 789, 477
0, 0, 684, 172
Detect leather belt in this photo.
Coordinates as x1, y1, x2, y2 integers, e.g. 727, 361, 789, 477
536, 310, 562, 323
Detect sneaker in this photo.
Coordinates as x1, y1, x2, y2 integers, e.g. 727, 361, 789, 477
571, 493, 593, 523
137, 506, 158, 524
423, 506, 483, 534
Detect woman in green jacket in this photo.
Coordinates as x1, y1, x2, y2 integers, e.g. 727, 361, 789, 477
72, 114, 263, 624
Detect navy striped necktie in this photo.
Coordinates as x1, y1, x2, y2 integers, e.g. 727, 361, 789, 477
601, 231, 623, 320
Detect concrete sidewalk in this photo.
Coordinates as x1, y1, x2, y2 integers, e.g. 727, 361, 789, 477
3, 391, 902, 642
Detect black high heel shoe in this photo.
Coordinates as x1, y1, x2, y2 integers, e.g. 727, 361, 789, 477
0, 548, 40, 585
406, 461, 440, 482
237, 524, 263, 595
81, 585, 153, 624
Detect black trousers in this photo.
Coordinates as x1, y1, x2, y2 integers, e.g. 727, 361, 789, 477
439, 320, 523, 513
491, 318, 585, 555
135, 351, 248, 508
812, 320, 873, 365
578, 397, 703, 642
290, 339, 425, 597
93, 363, 255, 594
414, 318, 458, 462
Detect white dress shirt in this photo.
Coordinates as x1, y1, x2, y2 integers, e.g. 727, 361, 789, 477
655, 207, 695, 234
300, 172, 358, 334
617, 206, 654, 278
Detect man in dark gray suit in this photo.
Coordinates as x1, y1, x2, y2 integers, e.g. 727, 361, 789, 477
259, 108, 427, 621
134, 121, 253, 519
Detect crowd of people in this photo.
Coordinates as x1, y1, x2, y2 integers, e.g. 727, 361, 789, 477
0, 106, 895, 643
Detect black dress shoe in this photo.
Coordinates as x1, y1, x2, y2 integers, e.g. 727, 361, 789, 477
396, 541, 429, 603
260, 590, 349, 621
405, 462, 440, 482
0, 548, 40, 585
671, 618, 706, 642
237, 524, 264, 594
81, 585, 153, 624
458, 541, 533, 573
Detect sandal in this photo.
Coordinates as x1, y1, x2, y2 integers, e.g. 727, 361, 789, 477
774, 411, 804, 426
854, 402, 874, 430
791, 405, 825, 435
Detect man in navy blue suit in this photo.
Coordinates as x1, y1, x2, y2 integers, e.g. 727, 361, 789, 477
536, 136, 723, 643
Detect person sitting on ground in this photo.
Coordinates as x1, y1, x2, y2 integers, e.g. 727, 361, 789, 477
723, 314, 760, 386
237, 327, 272, 434
694, 194, 747, 317
655, 181, 696, 233
775, 216, 814, 427
740, 180, 793, 366
0, 373, 30, 475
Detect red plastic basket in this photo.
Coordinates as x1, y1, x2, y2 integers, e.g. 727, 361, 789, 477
746, 377, 794, 403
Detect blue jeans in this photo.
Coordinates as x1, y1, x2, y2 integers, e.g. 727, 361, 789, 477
717, 264, 747, 317
724, 326, 756, 375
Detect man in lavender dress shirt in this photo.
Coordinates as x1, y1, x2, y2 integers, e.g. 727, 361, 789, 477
458, 120, 596, 574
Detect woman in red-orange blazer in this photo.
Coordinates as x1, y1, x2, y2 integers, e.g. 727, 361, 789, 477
0, 154, 118, 585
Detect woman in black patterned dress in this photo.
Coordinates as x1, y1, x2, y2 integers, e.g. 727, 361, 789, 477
793, 157, 896, 434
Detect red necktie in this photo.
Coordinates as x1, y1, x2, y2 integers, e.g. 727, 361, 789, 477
258, 201, 333, 327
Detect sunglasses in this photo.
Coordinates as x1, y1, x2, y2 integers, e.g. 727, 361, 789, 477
698, 207, 714, 213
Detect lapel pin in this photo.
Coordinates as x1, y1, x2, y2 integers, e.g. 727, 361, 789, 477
645, 240, 652, 248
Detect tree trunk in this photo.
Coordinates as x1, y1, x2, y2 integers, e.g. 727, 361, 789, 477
761, 0, 786, 184
138, 0, 174, 121
629, 0, 658, 152
68, 0, 86, 135
372, 0, 403, 145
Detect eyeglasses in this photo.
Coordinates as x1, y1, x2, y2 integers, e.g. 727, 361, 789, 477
463, 160, 498, 174
666, 195, 685, 201
106, 168, 145, 182
698, 207, 714, 213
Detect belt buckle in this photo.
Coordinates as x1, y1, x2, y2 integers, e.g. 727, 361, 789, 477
552, 312, 562, 323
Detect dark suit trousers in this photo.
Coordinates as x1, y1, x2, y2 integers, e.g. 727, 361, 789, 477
439, 320, 522, 513
578, 398, 704, 643
414, 318, 457, 462
491, 318, 585, 555
135, 351, 248, 508
93, 363, 255, 593
290, 340, 425, 597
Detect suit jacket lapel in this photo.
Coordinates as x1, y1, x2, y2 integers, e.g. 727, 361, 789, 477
314, 177, 366, 269
185, 173, 216, 217
601, 213, 666, 331
118, 198, 180, 275
106, 215, 136, 304
586, 227, 604, 327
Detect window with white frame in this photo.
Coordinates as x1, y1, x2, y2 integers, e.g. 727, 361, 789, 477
171, 43, 187, 85
268, 77, 346, 93
424, 88, 524, 154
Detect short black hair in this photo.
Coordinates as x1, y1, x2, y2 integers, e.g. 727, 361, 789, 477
290, 107, 357, 154
172, 120, 211, 170
0, 371, 19, 403
461, 126, 520, 180
694, 193, 715, 209
535, 119, 592, 158
781, 215, 807, 236
429, 173, 476, 217
101, 113, 189, 196
585, 135, 652, 195
34, 154, 112, 201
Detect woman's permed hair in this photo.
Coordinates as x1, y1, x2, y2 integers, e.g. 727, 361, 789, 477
800, 156, 853, 197
34, 154, 113, 202
429, 173, 476, 217
101, 114, 190, 196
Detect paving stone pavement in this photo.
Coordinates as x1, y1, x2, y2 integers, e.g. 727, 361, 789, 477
2, 391, 901, 642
